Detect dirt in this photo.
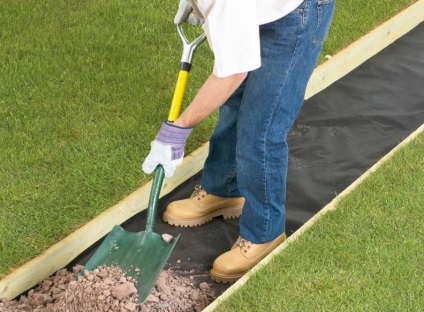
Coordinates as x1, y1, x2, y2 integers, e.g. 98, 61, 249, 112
0, 265, 216, 312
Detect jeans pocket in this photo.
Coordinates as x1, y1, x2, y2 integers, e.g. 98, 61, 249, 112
313, 0, 336, 45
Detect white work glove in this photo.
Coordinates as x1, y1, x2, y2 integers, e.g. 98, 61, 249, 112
174, 0, 204, 25
142, 122, 193, 178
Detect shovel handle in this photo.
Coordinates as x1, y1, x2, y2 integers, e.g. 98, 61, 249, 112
168, 24, 206, 121
168, 69, 189, 122
146, 25, 205, 232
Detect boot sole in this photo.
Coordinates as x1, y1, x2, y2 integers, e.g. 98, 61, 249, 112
209, 269, 242, 284
162, 205, 243, 227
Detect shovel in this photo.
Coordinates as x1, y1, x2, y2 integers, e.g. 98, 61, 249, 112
82, 24, 206, 303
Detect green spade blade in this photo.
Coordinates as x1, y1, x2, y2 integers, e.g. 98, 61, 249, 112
82, 166, 178, 303
83, 225, 179, 303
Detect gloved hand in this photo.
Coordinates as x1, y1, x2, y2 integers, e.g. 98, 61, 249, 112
174, 0, 204, 25
142, 122, 193, 178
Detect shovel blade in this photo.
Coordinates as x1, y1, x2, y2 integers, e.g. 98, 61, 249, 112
83, 225, 179, 303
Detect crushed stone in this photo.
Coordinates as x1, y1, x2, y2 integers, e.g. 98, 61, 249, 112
0, 265, 215, 312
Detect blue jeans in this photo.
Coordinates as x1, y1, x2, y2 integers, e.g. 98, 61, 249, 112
202, 0, 336, 243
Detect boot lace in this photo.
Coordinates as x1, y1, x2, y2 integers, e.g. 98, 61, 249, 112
232, 236, 253, 253
190, 185, 207, 199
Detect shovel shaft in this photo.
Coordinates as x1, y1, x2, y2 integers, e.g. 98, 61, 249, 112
146, 165, 165, 233
148, 29, 206, 230
168, 66, 190, 122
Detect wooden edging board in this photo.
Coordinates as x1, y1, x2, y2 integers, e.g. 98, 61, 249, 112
1, 0, 423, 302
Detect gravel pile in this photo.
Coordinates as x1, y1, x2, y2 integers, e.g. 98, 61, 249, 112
0, 265, 215, 312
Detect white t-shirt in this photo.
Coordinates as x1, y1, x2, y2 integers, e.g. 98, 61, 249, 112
195, 0, 303, 77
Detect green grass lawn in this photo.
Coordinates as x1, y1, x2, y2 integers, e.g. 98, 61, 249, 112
214, 132, 424, 311
0, 0, 419, 279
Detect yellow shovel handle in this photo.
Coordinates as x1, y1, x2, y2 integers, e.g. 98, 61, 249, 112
168, 69, 189, 122
167, 25, 206, 122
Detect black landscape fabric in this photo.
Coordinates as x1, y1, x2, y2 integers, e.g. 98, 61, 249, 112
72, 22, 424, 297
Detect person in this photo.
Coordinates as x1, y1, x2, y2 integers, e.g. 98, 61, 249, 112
142, 0, 335, 283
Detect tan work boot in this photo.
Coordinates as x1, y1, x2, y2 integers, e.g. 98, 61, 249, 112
163, 185, 244, 227
210, 232, 287, 283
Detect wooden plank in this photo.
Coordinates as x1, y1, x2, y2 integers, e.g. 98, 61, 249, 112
1, 0, 424, 302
